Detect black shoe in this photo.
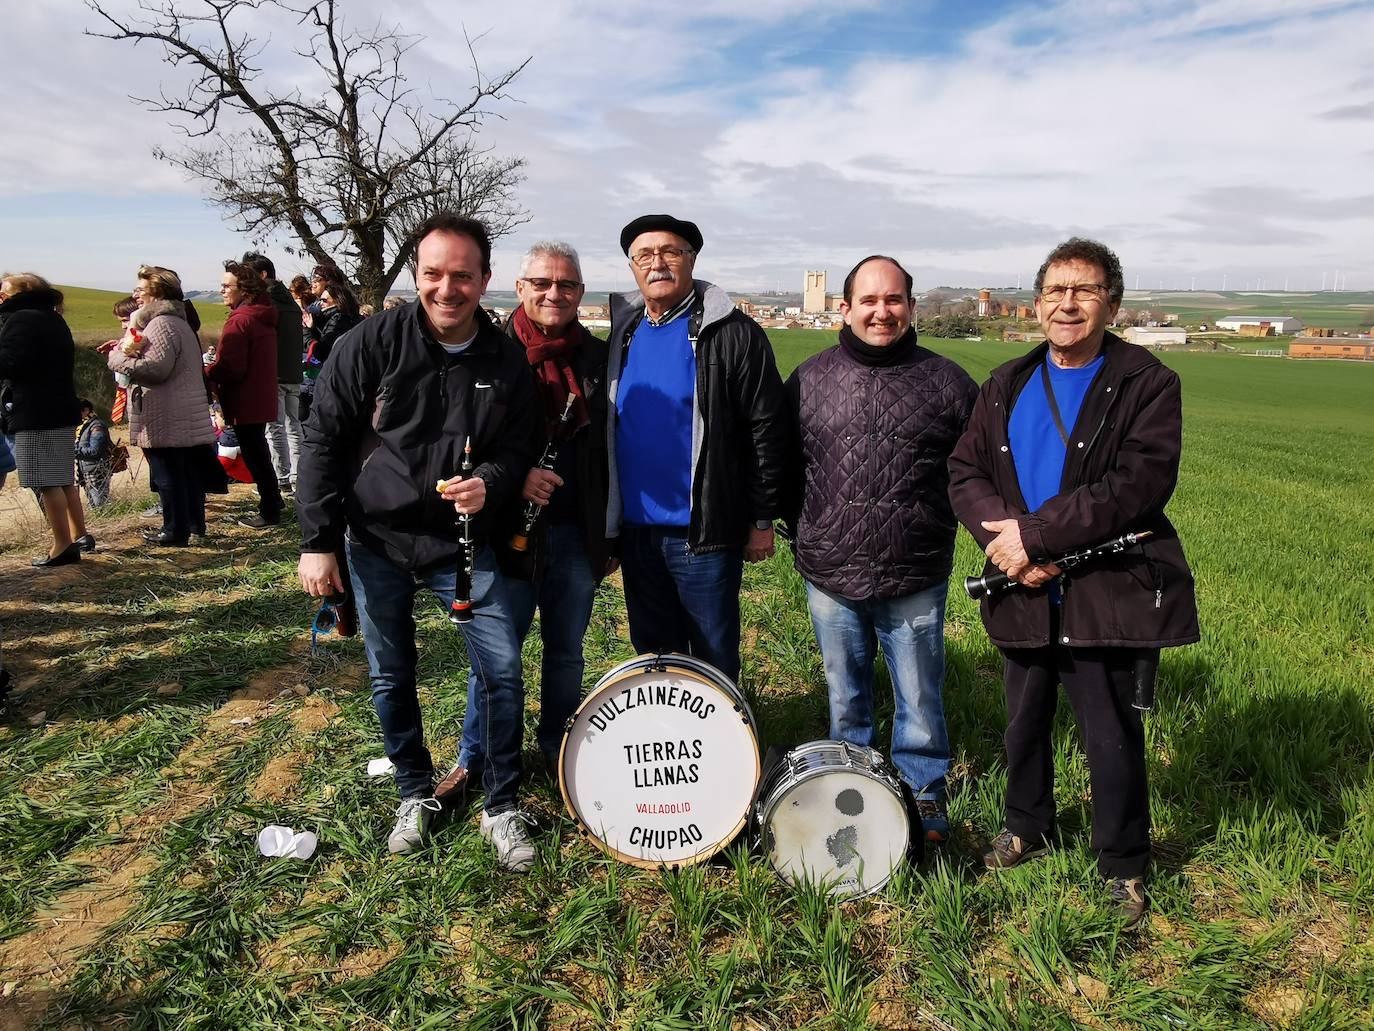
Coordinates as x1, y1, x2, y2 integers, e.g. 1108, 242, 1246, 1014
74, 533, 97, 553
33, 544, 82, 567
142, 531, 189, 547
982, 828, 1052, 870
237, 513, 280, 529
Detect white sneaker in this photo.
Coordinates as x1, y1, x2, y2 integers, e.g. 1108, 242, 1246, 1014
480, 808, 537, 873
388, 796, 441, 854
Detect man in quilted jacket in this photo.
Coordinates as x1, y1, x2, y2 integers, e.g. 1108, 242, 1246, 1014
785, 255, 977, 843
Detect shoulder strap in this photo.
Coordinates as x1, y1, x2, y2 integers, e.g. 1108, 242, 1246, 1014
1039, 361, 1071, 447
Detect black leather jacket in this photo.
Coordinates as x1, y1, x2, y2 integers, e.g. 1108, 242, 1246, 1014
607, 281, 790, 552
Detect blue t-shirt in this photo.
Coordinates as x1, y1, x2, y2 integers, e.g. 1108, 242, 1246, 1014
616, 315, 695, 526
1008, 354, 1105, 512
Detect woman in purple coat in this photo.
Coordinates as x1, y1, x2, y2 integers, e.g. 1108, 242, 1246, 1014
106, 266, 216, 546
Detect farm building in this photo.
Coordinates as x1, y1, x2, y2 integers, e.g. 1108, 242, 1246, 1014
1123, 327, 1187, 348
1290, 339, 1374, 360
1216, 315, 1302, 333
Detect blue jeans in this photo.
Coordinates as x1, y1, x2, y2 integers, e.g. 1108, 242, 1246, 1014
805, 580, 951, 802
347, 536, 525, 813
461, 523, 598, 771
620, 525, 743, 682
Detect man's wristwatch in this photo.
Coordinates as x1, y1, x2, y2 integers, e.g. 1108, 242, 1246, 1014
753, 520, 772, 531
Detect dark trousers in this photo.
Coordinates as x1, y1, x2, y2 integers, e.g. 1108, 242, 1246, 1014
233, 422, 283, 521
144, 446, 206, 542
620, 525, 743, 682
1002, 641, 1151, 878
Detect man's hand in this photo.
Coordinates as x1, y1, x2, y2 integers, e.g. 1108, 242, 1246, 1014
982, 518, 1032, 578
745, 526, 775, 563
438, 474, 486, 515
522, 468, 564, 507
1016, 562, 1063, 588
299, 552, 344, 598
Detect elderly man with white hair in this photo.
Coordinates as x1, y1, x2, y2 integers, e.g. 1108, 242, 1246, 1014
445, 240, 614, 799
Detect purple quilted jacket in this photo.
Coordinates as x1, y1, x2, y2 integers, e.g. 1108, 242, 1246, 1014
786, 343, 977, 601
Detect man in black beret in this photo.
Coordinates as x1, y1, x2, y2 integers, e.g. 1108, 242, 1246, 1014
605, 214, 789, 681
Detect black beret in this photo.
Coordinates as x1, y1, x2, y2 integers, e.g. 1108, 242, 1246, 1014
619, 214, 704, 255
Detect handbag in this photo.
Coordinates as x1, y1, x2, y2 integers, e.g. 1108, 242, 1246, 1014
109, 440, 130, 474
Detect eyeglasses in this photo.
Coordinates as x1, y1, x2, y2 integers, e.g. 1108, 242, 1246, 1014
629, 246, 694, 268
1040, 283, 1110, 304
520, 277, 583, 293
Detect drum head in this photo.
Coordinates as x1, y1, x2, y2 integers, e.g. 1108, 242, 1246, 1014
765, 766, 908, 898
561, 660, 760, 869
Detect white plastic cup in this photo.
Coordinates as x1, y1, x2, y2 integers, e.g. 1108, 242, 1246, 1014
288, 830, 318, 860
257, 824, 294, 857
258, 825, 318, 860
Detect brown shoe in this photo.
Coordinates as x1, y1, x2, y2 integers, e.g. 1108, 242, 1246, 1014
433, 762, 469, 809
1109, 877, 1148, 928
982, 828, 1051, 870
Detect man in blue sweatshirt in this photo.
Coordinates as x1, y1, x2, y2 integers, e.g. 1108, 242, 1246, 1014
606, 214, 789, 682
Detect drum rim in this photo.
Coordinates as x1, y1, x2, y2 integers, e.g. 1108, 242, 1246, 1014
756, 739, 902, 805
755, 741, 909, 898
560, 653, 761, 870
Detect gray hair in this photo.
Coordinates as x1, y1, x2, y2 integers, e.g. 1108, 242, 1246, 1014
519, 240, 583, 280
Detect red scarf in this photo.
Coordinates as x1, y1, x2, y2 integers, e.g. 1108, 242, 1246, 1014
512, 306, 590, 439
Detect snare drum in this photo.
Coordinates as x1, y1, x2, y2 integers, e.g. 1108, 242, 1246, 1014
560, 654, 760, 869
756, 740, 910, 898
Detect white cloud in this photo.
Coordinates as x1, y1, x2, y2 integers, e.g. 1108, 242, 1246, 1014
1, 0, 1369, 292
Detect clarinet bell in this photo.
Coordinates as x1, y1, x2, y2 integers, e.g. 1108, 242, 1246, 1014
448, 598, 474, 625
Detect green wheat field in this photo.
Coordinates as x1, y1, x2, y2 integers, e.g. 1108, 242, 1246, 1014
0, 331, 1370, 1029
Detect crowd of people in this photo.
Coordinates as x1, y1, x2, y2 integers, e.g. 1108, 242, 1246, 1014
2, 214, 1197, 928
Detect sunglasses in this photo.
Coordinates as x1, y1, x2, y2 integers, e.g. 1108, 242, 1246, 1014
311, 593, 356, 652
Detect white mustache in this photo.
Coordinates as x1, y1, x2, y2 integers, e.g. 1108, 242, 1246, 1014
646, 269, 675, 284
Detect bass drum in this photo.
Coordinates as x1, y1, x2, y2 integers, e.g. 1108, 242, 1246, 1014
560, 653, 760, 869
756, 740, 910, 898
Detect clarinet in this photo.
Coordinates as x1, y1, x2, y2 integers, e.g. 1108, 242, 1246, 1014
964, 530, 1154, 600
448, 436, 475, 625
510, 393, 577, 553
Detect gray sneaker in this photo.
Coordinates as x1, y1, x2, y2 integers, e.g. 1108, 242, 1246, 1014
388, 796, 441, 855
480, 808, 537, 873
141, 502, 162, 519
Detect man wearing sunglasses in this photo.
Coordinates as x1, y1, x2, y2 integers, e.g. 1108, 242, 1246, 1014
949, 237, 1199, 927
606, 214, 789, 683
450, 241, 614, 796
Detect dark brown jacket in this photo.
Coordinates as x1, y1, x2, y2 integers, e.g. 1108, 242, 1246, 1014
948, 332, 1199, 649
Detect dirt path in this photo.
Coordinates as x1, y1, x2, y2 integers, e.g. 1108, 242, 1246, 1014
0, 487, 345, 1026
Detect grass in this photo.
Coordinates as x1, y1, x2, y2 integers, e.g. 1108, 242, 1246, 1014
53, 284, 229, 346
0, 335, 1371, 1028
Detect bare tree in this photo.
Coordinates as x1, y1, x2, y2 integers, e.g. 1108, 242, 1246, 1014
86, 0, 530, 305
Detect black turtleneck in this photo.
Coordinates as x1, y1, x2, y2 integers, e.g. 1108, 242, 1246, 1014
838, 324, 919, 367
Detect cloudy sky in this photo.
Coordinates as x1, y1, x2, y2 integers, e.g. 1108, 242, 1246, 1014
2, 0, 1371, 295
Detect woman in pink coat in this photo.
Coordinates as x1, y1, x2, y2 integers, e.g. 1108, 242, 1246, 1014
106, 266, 216, 546
207, 261, 283, 528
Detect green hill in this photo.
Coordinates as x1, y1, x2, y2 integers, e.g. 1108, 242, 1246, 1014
54, 284, 229, 346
